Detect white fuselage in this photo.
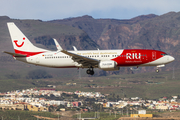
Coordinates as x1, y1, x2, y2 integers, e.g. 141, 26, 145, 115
15, 49, 174, 68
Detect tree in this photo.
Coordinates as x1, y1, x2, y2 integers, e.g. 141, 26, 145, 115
56, 104, 65, 111
117, 95, 120, 101
72, 94, 78, 98
50, 94, 56, 99
6, 72, 21, 79
26, 69, 52, 79
49, 105, 55, 112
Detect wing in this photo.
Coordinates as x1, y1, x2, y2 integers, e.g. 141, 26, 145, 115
61, 50, 99, 67
53, 39, 99, 67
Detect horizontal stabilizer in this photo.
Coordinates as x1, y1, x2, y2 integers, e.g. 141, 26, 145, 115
3, 51, 26, 57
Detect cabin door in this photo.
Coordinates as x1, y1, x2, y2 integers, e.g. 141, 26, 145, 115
152, 51, 156, 60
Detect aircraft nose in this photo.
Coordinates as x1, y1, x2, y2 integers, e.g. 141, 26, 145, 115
168, 56, 175, 62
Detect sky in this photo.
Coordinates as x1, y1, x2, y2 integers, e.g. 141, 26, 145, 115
0, 0, 180, 21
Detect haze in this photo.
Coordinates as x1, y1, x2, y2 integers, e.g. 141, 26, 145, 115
0, 0, 180, 20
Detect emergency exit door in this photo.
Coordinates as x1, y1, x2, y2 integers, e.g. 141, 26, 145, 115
152, 51, 156, 60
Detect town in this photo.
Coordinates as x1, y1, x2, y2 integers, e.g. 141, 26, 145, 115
0, 87, 180, 119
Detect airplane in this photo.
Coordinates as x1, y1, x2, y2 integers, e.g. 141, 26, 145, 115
3, 22, 175, 75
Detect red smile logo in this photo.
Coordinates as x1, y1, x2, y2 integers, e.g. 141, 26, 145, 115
14, 37, 25, 47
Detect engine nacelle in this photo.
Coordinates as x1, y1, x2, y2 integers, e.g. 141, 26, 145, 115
98, 60, 119, 71
74, 62, 82, 67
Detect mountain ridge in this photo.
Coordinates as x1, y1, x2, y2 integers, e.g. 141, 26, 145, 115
0, 11, 179, 77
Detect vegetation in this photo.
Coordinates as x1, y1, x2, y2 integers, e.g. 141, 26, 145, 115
0, 12, 180, 120
5, 72, 21, 79
73, 112, 121, 120
26, 69, 52, 79
0, 12, 180, 99
0, 66, 179, 99
0, 110, 58, 120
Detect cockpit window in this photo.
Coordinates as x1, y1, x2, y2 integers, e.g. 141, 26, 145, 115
161, 53, 167, 56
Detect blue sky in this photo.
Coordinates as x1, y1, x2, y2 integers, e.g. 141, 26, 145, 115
0, 0, 180, 21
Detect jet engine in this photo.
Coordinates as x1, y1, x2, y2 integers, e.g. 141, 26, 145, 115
98, 60, 119, 71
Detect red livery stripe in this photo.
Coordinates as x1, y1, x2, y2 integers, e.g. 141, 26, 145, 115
14, 49, 45, 57
112, 49, 166, 66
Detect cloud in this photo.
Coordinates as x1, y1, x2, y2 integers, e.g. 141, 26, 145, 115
0, 0, 180, 20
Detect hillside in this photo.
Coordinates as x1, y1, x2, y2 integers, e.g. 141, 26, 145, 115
0, 16, 99, 51
50, 12, 180, 72
0, 12, 179, 77
0, 12, 179, 98
1, 12, 179, 74
0, 16, 102, 79
0, 16, 132, 77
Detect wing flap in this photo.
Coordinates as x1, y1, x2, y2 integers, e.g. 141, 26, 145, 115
61, 50, 99, 67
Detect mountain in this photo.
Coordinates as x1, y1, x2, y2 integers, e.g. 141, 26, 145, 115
49, 13, 179, 52
49, 12, 180, 72
50, 14, 157, 42
0, 16, 103, 80
0, 16, 99, 51
0, 11, 179, 79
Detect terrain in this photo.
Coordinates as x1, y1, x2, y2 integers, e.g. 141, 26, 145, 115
1, 110, 180, 120
0, 61, 179, 99
0, 11, 180, 98
50, 12, 180, 72
0, 110, 58, 120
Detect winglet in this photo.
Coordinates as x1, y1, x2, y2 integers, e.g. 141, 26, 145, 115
53, 38, 63, 51
73, 46, 77, 51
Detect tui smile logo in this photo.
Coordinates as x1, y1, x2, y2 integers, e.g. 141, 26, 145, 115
14, 37, 25, 47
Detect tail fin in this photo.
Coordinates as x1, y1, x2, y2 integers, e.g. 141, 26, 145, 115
7, 22, 47, 56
